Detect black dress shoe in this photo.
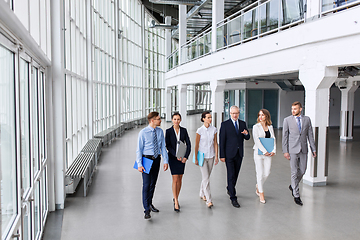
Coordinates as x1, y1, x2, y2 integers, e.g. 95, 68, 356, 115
144, 210, 151, 219
294, 197, 303, 206
231, 200, 240, 208
150, 204, 159, 212
289, 185, 294, 197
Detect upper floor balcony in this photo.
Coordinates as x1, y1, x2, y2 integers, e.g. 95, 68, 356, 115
167, 0, 360, 72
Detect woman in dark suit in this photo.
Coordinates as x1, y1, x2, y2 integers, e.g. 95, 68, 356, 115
165, 112, 191, 212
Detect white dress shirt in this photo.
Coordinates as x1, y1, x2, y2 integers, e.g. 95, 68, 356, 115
196, 125, 217, 158
173, 127, 180, 155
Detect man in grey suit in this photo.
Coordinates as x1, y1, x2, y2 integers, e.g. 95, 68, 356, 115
282, 101, 316, 206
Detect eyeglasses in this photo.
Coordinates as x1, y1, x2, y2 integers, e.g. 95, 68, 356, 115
154, 118, 161, 121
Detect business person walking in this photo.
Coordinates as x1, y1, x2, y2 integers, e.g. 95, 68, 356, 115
220, 106, 250, 208
136, 112, 169, 219
165, 112, 191, 212
252, 109, 276, 204
282, 101, 316, 206
195, 111, 219, 208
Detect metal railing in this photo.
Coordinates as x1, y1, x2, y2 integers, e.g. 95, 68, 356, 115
166, 0, 360, 71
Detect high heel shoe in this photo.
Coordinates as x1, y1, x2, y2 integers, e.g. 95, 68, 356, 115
173, 199, 180, 212
200, 196, 207, 201
259, 192, 266, 204
255, 184, 260, 197
207, 202, 213, 208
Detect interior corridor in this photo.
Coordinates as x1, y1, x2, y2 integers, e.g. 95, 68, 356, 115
46, 114, 360, 240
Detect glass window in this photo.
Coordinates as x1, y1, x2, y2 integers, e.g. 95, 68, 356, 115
20, 58, 31, 195
0, 43, 17, 239
34, 181, 41, 239
281, 0, 304, 26
31, 67, 40, 174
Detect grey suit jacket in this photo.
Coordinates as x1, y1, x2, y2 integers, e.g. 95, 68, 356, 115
282, 115, 316, 154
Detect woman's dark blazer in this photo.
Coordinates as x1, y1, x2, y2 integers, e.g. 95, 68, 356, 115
165, 126, 191, 159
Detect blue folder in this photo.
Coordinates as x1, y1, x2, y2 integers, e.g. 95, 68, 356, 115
133, 157, 153, 174
258, 138, 274, 155
192, 151, 205, 167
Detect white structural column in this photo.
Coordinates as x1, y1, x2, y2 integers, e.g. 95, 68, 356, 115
178, 84, 188, 127
50, 0, 66, 209
306, 0, 322, 20
210, 80, 226, 129
300, 66, 337, 187
141, 5, 146, 120
86, 0, 94, 137
165, 16, 172, 70
165, 16, 172, 122
338, 80, 359, 141
178, 5, 187, 64
166, 87, 172, 122
212, 0, 224, 52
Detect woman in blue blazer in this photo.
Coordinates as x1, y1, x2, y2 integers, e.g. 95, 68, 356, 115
165, 112, 191, 212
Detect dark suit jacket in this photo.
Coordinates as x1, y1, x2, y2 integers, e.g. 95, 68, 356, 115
219, 119, 250, 159
165, 126, 191, 159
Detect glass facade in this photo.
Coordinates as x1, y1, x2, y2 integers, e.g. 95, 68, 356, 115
0, 42, 17, 240
93, 0, 116, 133
0, 37, 48, 240
64, 0, 89, 167
145, 12, 166, 116
1, 1, 166, 238
119, 0, 143, 121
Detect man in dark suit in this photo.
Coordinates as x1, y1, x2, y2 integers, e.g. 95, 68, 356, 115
220, 106, 250, 208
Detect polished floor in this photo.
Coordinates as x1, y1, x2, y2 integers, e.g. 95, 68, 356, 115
46, 115, 360, 240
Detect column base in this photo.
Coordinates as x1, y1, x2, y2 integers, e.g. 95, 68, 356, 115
55, 203, 64, 210
303, 179, 327, 187
340, 137, 353, 142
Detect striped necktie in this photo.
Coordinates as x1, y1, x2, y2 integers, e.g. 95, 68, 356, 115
153, 129, 159, 158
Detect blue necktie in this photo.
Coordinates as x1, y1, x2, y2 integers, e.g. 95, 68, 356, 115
235, 121, 239, 134
153, 129, 159, 158
296, 117, 301, 133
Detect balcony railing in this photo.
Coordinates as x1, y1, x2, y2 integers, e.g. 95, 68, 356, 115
166, 0, 360, 71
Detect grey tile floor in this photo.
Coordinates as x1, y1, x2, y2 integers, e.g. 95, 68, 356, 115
45, 115, 360, 240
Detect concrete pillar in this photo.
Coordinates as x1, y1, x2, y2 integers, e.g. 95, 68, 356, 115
338, 80, 359, 141
50, 0, 66, 209
179, 5, 187, 64
212, 0, 224, 52
166, 87, 172, 122
165, 16, 172, 70
178, 84, 187, 127
210, 80, 226, 129
299, 66, 337, 187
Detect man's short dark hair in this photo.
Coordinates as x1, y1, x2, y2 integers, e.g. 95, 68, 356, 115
292, 101, 302, 108
147, 112, 159, 122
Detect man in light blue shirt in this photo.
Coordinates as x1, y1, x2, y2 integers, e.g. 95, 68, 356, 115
136, 112, 168, 219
